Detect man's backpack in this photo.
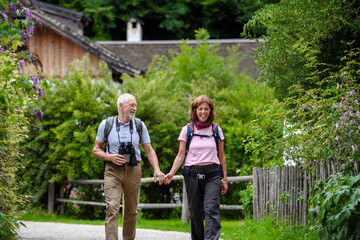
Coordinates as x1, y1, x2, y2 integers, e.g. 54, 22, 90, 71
185, 122, 221, 160
103, 116, 143, 152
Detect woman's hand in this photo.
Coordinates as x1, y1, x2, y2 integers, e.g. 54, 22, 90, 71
164, 173, 174, 185
221, 179, 228, 195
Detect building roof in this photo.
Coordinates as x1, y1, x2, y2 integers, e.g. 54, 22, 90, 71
127, 16, 144, 25
31, 0, 91, 27
97, 39, 261, 78
29, 0, 144, 79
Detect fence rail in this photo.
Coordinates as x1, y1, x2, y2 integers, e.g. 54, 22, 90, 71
48, 175, 252, 223
48, 162, 359, 225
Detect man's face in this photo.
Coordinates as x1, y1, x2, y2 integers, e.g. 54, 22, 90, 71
122, 96, 137, 120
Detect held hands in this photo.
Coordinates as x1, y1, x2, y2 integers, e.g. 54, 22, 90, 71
163, 173, 174, 185
154, 169, 165, 185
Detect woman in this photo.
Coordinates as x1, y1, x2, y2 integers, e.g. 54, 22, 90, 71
164, 95, 228, 240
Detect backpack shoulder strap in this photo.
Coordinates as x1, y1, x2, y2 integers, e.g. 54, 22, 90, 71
134, 118, 143, 142
185, 122, 194, 160
104, 116, 115, 152
212, 123, 221, 152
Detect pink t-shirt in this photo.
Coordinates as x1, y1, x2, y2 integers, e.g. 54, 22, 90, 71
178, 124, 225, 166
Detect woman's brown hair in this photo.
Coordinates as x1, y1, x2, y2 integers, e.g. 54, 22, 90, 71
189, 95, 216, 122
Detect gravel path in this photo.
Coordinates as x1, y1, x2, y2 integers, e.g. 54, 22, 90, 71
18, 221, 191, 240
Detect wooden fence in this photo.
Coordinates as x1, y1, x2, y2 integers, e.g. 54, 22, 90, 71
48, 175, 253, 223
48, 161, 359, 225
252, 161, 360, 225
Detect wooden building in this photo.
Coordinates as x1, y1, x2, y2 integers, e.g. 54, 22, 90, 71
27, 0, 142, 82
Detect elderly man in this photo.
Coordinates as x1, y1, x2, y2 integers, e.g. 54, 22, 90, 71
92, 93, 165, 240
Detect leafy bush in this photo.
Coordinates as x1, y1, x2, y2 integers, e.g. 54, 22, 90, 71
0, 0, 42, 238
20, 56, 119, 218
238, 182, 253, 218
245, 46, 360, 173
308, 174, 360, 240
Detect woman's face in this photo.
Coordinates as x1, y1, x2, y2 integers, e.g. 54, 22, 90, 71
196, 102, 210, 123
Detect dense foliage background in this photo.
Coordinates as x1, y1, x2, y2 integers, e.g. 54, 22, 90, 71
243, 0, 360, 170
2, 0, 359, 239
20, 29, 273, 219
39, 0, 279, 41
242, 0, 360, 238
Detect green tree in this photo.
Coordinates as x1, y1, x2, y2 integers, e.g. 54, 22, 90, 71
243, 0, 360, 100
40, 0, 279, 40
0, 0, 42, 238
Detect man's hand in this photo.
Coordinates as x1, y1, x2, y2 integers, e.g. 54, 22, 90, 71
108, 153, 126, 166
154, 169, 165, 185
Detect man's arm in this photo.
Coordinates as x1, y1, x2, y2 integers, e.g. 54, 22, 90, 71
92, 140, 126, 166
142, 142, 165, 184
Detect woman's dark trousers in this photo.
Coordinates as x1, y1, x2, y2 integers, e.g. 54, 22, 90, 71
184, 164, 222, 240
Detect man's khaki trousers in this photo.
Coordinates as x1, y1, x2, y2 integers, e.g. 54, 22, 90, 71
104, 162, 142, 240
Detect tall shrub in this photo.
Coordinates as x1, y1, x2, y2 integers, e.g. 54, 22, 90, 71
20, 57, 119, 219
242, 0, 360, 229
245, 45, 360, 172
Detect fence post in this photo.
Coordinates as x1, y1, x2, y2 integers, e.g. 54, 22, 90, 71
48, 182, 55, 214
60, 183, 64, 216
252, 167, 258, 220
181, 181, 190, 223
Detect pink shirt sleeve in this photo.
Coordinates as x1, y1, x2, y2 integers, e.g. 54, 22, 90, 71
178, 124, 224, 166
178, 126, 188, 142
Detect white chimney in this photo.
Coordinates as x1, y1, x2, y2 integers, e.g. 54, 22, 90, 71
126, 17, 143, 42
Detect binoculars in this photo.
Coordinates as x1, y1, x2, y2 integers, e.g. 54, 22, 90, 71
118, 142, 137, 166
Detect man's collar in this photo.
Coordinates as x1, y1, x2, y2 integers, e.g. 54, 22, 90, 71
117, 116, 131, 125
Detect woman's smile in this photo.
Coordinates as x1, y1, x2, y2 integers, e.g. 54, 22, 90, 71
196, 102, 210, 123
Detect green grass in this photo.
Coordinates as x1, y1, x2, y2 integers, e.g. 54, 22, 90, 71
20, 209, 105, 226
225, 217, 318, 240
20, 209, 317, 240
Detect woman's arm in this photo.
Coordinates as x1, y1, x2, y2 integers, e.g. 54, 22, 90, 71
164, 141, 186, 184
218, 140, 228, 195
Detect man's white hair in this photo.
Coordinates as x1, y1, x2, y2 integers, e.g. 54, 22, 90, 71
117, 93, 135, 113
